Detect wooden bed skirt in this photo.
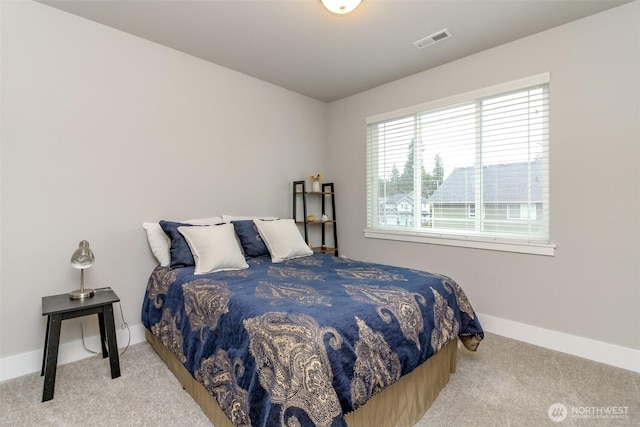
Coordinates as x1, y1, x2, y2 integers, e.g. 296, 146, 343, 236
145, 329, 458, 427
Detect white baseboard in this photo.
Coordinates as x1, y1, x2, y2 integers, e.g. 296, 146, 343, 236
477, 313, 640, 373
2, 316, 639, 382
0, 324, 147, 382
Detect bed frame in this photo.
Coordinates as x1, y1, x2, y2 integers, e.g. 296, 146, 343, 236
146, 329, 457, 427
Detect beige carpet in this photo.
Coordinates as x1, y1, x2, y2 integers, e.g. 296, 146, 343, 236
1, 333, 638, 426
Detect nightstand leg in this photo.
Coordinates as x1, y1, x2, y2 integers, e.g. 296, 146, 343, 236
98, 312, 108, 358
41, 315, 52, 376
103, 304, 121, 379
42, 314, 62, 402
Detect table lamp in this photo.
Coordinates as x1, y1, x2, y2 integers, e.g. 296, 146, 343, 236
69, 240, 95, 299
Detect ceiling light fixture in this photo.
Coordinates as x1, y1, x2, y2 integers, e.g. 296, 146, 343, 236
321, 0, 362, 15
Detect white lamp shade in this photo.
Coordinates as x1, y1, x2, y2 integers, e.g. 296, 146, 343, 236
321, 0, 362, 15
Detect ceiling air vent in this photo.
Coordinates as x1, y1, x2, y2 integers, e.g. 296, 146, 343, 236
412, 29, 452, 49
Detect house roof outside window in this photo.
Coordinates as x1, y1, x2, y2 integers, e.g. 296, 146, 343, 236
426, 159, 543, 204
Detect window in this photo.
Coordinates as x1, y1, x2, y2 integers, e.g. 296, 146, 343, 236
507, 203, 537, 220
366, 74, 554, 255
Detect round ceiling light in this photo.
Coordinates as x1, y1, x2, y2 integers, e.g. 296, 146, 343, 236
321, 0, 362, 15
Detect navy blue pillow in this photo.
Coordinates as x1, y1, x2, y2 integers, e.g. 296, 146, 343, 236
232, 220, 269, 258
159, 220, 196, 268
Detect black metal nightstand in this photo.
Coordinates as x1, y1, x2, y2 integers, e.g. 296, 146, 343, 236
41, 288, 121, 402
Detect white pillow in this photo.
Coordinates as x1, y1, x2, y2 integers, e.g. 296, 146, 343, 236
253, 219, 313, 263
222, 214, 278, 223
142, 216, 223, 267
142, 222, 171, 266
184, 216, 225, 225
178, 223, 248, 274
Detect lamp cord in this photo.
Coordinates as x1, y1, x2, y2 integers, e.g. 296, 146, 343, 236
80, 292, 131, 357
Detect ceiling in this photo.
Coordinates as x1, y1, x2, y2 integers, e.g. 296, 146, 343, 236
38, 0, 629, 102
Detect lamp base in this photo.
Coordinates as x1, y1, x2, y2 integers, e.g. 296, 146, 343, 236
69, 288, 95, 299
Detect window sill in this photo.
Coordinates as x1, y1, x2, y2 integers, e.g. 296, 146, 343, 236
363, 229, 556, 256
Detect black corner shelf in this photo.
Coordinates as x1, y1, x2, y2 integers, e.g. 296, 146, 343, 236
293, 181, 338, 257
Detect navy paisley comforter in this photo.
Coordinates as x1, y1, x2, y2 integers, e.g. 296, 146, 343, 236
142, 253, 483, 427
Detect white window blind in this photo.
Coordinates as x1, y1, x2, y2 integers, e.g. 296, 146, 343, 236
366, 74, 551, 252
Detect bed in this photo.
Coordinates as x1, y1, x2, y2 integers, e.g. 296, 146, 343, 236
141, 218, 483, 427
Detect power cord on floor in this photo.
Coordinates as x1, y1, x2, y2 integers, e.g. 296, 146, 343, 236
80, 287, 131, 357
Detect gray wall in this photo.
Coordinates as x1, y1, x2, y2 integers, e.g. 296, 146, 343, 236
0, 1, 327, 362
326, 2, 640, 351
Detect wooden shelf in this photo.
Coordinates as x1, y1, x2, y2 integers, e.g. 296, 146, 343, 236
313, 247, 337, 254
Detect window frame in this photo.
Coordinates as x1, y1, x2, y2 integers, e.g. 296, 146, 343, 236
364, 74, 556, 256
